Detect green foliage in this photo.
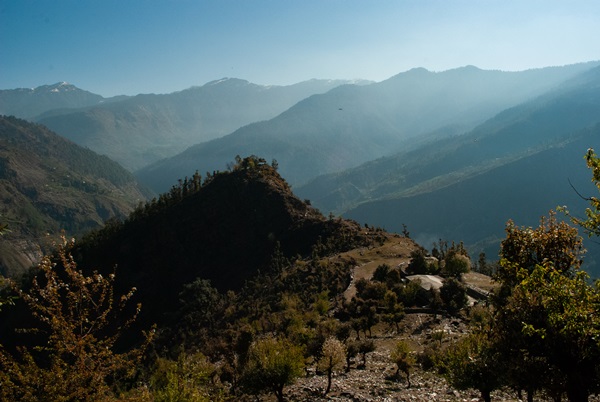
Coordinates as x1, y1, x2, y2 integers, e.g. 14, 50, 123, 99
381, 290, 405, 333
0, 237, 152, 401
372, 263, 391, 282
497, 211, 584, 290
441, 249, 471, 278
175, 279, 223, 343
474, 252, 496, 276
240, 335, 305, 402
406, 249, 431, 274
480, 201, 600, 401
566, 148, 600, 237
494, 263, 600, 401
149, 352, 222, 402
398, 279, 429, 307
439, 278, 467, 315
0, 275, 14, 312
441, 331, 503, 402
356, 339, 376, 369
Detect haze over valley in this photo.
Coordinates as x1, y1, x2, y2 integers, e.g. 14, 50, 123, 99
3, 61, 600, 278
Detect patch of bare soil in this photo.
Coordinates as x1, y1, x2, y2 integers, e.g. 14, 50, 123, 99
342, 234, 418, 301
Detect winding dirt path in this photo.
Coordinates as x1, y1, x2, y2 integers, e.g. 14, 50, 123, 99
341, 233, 418, 301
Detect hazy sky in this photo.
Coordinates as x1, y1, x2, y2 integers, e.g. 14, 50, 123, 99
1, 0, 599, 96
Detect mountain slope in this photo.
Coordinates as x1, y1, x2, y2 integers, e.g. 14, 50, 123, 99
0, 116, 151, 277
35, 79, 359, 170
71, 156, 373, 330
0, 82, 109, 119
344, 125, 600, 278
297, 65, 600, 215
136, 63, 599, 193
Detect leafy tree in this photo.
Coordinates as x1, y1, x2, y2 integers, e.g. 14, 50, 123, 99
390, 340, 415, 387
240, 335, 304, 402
0, 275, 14, 312
428, 288, 444, 319
491, 204, 599, 401
0, 236, 152, 401
149, 352, 222, 402
398, 279, 429, 307
372, 263, 391, 282
442, 331, 503, 402
565, 148, 600, 237
173, 278, 223, 349
441, 249, 471, 278
381, 290, 405, 332
495, 263, 600, 402
344, 340, 359, 372
317, 337, 346, 395
497, 211, 584, 291
440, 278, 467, 315
407, 249, 430, 274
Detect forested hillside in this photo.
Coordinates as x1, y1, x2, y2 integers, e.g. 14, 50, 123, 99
70, 156, 375, 332
0, 116, 151, 277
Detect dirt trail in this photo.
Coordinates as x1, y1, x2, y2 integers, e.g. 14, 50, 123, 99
341, 234, 418, 301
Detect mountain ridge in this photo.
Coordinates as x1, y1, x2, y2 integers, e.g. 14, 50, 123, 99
34, 78, 361, 170
297, 65, 600, 214
70, 156, 376, 331
136, 62, 599, 193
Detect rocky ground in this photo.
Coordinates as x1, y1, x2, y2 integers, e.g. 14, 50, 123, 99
285, 313, 514, 402
283, 313, 600, 402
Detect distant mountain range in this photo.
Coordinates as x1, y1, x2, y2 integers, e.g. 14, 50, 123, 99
5, 79, 364, 171
136, 62, 599, 192
0, 82, 128, 119
0, 116, 151, 277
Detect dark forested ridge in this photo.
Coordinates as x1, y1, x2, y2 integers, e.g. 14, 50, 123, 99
0, 115, 150, 277
71, 156, 375, 331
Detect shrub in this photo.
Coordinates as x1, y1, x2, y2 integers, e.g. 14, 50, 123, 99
0, 236, 152, 401
240, 335, 304, 402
